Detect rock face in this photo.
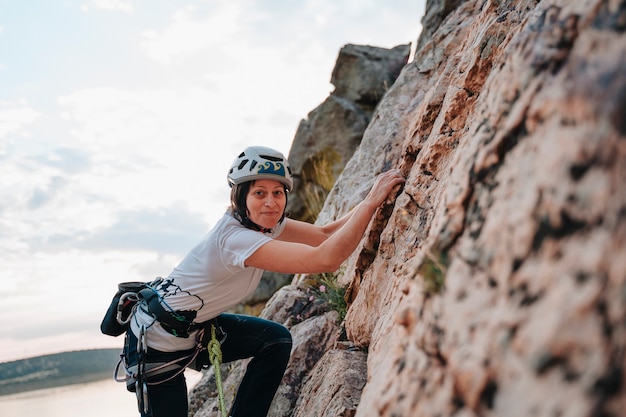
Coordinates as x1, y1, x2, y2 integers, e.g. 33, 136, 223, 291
287, 44, 410, 223
235, 44, 410, 315
190, 1, 626, 416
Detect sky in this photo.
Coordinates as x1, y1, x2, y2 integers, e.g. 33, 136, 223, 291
0, 0, 425, 362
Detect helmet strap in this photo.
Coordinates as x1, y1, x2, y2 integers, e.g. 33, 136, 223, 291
242, 215, 273, 234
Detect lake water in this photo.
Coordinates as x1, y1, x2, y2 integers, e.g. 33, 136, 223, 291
0, 370, 204, 417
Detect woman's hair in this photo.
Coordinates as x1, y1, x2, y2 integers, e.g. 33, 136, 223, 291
229, 180, 288, 232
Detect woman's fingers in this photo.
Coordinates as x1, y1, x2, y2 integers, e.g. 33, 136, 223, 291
381, 169, 405, 190
368, 169, 405, 205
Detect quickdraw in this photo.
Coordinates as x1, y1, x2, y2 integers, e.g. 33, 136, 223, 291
136, 325, 149, 415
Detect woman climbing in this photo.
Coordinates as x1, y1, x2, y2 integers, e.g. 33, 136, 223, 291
123, 145, 405, 417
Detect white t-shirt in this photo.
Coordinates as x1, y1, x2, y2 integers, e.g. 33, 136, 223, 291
130, 211, 286, 352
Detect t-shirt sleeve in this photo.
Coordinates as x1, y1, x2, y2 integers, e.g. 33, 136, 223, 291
219, 230, 268, 269
219, 218, 288, 270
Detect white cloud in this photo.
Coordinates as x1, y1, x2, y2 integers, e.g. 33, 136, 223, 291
82, 0, 134, 13
140, 2, 241, 64
55, 81, 296, 216
0, 99, 41, 141
34, 202, 210, 255
27, 175, 68, 210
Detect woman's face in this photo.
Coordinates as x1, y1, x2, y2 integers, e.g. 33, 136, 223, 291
246, 179, 287, 230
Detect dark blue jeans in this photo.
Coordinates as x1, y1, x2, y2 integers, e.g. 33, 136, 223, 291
125, 313, 292, 417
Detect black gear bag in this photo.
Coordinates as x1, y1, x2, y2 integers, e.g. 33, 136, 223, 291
100, 281, 150, 336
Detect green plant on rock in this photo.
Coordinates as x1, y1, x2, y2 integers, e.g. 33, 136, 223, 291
416, 249, 449, 295
300, 149, 341, 223
304, 271, 347, 322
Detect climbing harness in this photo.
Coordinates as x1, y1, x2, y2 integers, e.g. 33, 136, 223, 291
106, 279, 229, 415
114, 324, 227, 415
138, 284, 199, 338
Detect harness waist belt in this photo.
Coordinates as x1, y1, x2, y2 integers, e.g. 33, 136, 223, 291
139, 288, 197, 338
138, 287, 225, 340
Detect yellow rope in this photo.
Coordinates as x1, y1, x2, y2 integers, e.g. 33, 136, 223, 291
208, 324, 227, 416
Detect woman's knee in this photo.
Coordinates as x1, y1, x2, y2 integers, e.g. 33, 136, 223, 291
265, 320, 292, 346
260, 321, 292, 358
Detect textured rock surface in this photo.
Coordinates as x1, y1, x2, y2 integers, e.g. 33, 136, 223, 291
287, 44, 410, 223
292, 348, 367, 417
190, 1, 626, 416
336, 1, 626, 416
239, 43, 409, 313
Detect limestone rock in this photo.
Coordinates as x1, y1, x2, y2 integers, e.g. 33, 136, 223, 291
191, 1, 626, 416
286, 95, 370, 223
240, 44, 409, 306
268, 311, 342, 416
331, 44, 411, 109
332, 1, 626, 416
292, 348, 367, 417
287, 44, 410, 223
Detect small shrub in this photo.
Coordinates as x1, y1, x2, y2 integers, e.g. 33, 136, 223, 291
417, 250, 448, 295
301, 149, 341, 222
304, 272, 347, 322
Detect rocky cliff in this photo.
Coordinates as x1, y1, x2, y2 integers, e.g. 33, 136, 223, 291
190, 1, 626, 416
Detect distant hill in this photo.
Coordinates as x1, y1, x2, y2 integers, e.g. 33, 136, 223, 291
0, 348, 121, 395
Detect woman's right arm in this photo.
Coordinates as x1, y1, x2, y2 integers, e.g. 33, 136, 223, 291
245, 169, 404, 274
276, 208, 355, 247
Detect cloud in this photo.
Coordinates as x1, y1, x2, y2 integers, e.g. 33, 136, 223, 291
131, 256, 183, 280
0, 100, 41, 145
27, 176, 68, 209
81, 0, 134, 13
35, 147, 92, 174
57, 86, 227, 152
34, 201, 210, 255
140, 3, 241, 64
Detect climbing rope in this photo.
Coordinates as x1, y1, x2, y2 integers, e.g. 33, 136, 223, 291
208, 323, 227, 416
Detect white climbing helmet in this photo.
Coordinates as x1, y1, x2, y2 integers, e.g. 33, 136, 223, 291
227, 146, 293, 191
